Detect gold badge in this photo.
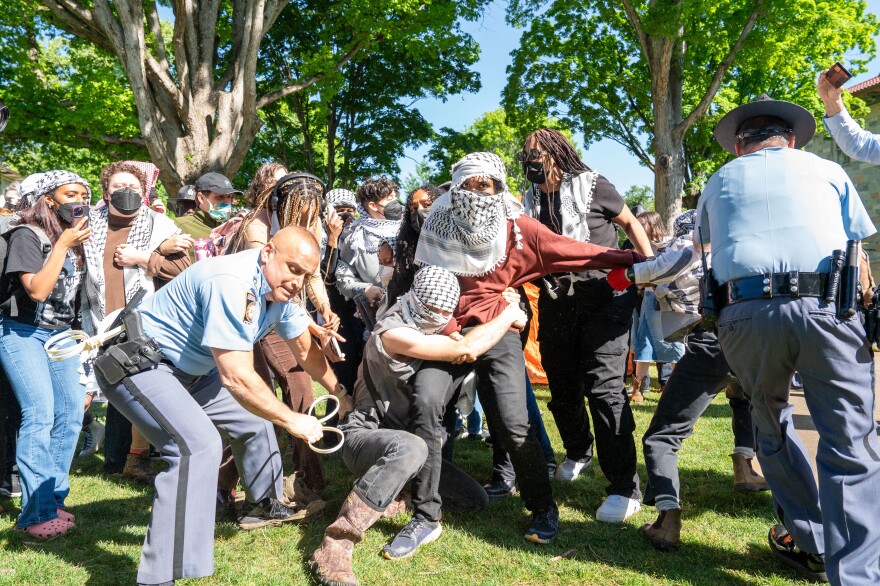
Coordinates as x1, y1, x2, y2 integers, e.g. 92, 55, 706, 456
243, 291, 256, 324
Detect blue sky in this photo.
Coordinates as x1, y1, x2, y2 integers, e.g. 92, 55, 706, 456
397, 0, 880, 195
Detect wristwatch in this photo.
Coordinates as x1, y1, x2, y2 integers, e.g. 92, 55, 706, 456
332, 383, 349, 398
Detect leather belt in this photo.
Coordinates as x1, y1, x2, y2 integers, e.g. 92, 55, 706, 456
724, 271, 827, 305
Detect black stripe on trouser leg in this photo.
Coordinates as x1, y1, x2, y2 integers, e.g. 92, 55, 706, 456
122, 376, 192, 579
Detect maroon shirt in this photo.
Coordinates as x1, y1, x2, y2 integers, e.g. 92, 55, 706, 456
454, 215, 645, 329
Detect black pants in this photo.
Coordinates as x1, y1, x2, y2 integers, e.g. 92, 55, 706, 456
408, 331, 554, 521
0, 367, 20, 486
538, 286, 641, 499
102, 402, 133, 474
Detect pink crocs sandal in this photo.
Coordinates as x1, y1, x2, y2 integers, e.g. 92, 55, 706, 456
16, 517, 74, 541
56, 508, 75, 524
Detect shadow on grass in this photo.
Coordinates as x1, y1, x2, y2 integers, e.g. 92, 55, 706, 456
0, 494, 149, 585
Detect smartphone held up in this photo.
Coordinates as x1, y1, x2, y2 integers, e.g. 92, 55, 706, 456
826, 61, 853, 89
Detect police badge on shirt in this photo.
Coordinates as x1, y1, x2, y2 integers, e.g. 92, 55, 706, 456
243, 291, 257, 324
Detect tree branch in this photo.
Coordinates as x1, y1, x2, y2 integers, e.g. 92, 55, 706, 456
678, 0, 763, 134
619, 0, 652, 65
256, 42, 364, 110
41, 0, 114, 54
146, 1, 169, 70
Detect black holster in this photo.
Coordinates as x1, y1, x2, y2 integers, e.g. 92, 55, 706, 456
94, 310, 164, 386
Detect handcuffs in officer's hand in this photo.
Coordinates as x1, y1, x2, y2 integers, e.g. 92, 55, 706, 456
306, 394, 345, 454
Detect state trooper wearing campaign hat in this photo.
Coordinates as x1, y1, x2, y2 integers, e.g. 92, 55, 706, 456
696, 94, 880, 584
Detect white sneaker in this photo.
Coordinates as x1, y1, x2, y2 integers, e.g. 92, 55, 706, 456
596, 495, 641, 523
78, 420, 105, 458
554, 456, 592, 482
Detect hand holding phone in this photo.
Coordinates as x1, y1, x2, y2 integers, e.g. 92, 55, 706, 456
825, 61, 853, 89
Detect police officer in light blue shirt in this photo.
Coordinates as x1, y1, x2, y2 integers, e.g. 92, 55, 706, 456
696, 95, 880, 586
100, 226, 350, 586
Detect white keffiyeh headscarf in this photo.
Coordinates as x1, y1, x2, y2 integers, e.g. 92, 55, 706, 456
415, 152, 522, 277
30, 170, 92, 204
339, 216, 401, 263
523, 170, 598, 243
393, 265, 459, 334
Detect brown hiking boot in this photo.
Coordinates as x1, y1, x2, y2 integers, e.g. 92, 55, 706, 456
640, 509, 681, 551
282, 471, 326, 518
630, 375, 646, 404
123, 453, 157, 486
309, 491, 384, 586
731, 453, 770, 493
382, 488, 412, 519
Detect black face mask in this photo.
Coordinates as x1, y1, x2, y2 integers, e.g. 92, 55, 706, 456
525, 161, 547, 185
57, 203, 90, 225
383, 199, 404, 221
409, 207, 430, 233
109, 187, 143, 215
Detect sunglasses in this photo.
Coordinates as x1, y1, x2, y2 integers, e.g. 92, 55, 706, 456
515, 148, 545, 163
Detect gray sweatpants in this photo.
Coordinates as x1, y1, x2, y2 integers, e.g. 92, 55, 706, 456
101, 362, 284, 585
717, 297, 880, 586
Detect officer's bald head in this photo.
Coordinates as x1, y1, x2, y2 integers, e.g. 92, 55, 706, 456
261, 226, 320, 303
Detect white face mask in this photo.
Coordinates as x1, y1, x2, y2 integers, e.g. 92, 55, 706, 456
379, 265, 394, 287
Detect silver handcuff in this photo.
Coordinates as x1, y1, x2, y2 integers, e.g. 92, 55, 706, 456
307, 394, 345, 454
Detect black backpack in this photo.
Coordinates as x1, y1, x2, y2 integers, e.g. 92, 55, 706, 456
0, 220, 53, 317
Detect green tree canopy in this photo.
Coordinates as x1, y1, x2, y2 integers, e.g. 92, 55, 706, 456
504, 0, 878, 227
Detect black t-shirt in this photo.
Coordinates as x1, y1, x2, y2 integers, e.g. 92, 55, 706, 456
537, 174, 625, 291
3, 228, 83, 329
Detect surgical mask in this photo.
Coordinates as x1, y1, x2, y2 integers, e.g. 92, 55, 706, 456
57, 203, 90, 225
379, 265, 394, 287
409, 207, 430, 233
208, 202, 233, 222
525, 161, 547, 185
382, 199, 404, 221
110, 188, 143, 215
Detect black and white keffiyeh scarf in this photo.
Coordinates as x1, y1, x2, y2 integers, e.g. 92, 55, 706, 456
524, 170, 598, 243
30, 170, 92, 203
394, 265, 459, 334
415, 152, 523, 277
339, 216, 401, 263
81, 205, 180, 333
326, 188, 357, 210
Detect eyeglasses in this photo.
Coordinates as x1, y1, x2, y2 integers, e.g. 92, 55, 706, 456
515, 148, 545, 163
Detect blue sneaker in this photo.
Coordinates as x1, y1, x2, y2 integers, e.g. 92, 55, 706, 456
524, 504, 559, 544
382, 515, 442, 560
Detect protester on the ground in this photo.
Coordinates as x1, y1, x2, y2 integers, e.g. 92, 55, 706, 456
611, 209, 768, 553
309, 266, 523, 583
171, 172, 242, 261
409, 151, 645, 546
696, 94, 879, 584
97, 226, 347, 586
80, 161, 190, 484
0, 171, 91, 540
629, 211, 684, 403
519, 129, 652, 524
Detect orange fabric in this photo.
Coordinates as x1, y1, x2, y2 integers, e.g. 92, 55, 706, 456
523, 283, 548, 384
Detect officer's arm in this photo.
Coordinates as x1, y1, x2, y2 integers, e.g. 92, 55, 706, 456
211, 347, 324, 444
382, 303, 527, 364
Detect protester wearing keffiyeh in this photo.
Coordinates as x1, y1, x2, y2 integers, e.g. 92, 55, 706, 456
30, 170, 92, 203
415, 152, 523, 277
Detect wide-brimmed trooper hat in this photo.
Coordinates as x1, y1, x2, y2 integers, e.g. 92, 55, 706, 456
714, 94, 816, 155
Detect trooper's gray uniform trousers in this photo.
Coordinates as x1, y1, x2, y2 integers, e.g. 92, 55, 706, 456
717, 296, 880, 585
100, 362, 284, 585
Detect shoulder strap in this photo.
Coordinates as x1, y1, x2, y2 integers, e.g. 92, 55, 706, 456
360, 358, 388, 421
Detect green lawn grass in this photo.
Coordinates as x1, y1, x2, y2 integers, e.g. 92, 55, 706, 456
0, 381, 813, 585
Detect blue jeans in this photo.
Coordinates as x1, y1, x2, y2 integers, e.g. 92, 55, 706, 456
0, 318, 84, 528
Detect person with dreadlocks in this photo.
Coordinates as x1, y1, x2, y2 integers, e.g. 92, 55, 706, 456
309, 265, 522, 586
518, 129, 653, 524
224, 169, 343, 497
404, 152, 645, 551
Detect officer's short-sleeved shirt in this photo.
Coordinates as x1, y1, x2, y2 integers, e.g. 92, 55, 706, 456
138, 248, 310, 375
695, 147, 876, 284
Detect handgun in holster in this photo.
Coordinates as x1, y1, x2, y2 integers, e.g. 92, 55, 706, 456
93, 289, 165, 386
697, 228, 720, 332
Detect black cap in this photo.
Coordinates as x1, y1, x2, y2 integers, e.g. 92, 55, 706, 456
169, 184, 196, 202
194, 172, 243, 196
